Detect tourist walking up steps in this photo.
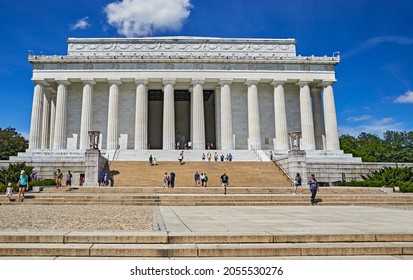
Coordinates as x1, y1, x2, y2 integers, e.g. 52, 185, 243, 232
220, 172, 229, 195
292, 173, 303, 194
194, 171, 200, 187
308, 174, 319, 205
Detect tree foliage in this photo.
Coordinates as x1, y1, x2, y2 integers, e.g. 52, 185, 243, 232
339, 131, 413, 162
0, 162, 33, 185
337, 166, 413, 192
0, 127, 28, 160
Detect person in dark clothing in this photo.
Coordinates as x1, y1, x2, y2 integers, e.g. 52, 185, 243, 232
170, 171, 175, 188
308, 174, 319, 205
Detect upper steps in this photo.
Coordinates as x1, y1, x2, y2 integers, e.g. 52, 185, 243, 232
109, 161, 291, 187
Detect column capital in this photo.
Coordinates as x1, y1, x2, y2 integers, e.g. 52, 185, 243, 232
271, 79, 287, 87
191, 79, 205, 86
219, 79, 233, 87
56, 79, 71, 86
31, 79, 49, 87
245, 79, 260, 87
135, 78, 148, 86
108, 79, 122, 86
81, 79, 96, 86
296, 80, 312, 87
321, 80, 336, 87
162, 78, 176, 86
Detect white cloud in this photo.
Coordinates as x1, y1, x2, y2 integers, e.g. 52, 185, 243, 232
347, 115, 371, 122
394, 91, 413, 104
70, 17, 90, 30
343, 36, 413, 58
340, 117, 405, 137
104, 0, 192, 37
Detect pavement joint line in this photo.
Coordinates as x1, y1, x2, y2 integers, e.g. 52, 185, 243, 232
168, 206, 193, 232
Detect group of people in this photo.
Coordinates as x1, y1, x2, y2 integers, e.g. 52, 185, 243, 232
148, 155, 158, 166
194, 171, 209, 187
5, 170, 29, 202
201, 152, 233, 162
54, 169, 73, 191
162, 171, 176, 188
293, 172, 319, 205
176, 141, 192, 150
99, 171, 114, 187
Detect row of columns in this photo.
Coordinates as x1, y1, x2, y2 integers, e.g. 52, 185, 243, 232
29, 78, 340, 151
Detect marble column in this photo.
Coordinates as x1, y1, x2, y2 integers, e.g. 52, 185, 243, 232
53, 80, 70, 150
29, 80, 44, 150
322, 81, 340, 150
219, 79, 234, 150
191, 79, 205, 150
246, 80, 262, 150
298, 81, 316, 150
49, 92, 56, 149
40, 89, 51, 149
79, 79, 95, 150
106, 80, 121, 150
311, 86, 324, 150
163, 79, 175, 150
271, 80, 289, 151
134, 79, 148, 150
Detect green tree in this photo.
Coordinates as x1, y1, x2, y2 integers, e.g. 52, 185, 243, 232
0, 127, 28, 160
0, 162, 33, 185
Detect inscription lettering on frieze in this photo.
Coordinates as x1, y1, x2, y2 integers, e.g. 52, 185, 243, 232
300, 65, 311, 71
136, 63, 147, 69
83, 63, 94, 70
275, 65, 285, 70
58, 64, 67, 70
324, 65, 334, 71
221, 64, 231, 70
248, 64, 257, 70
112, 63, 120, 69
164, 63, 174, 70
194, 63, 203, 70
34, 64, 44, 70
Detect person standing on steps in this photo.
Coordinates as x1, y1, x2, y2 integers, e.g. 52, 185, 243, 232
66, 170, 73, 192
18, 170, 28, 202
220, 172, 229, 195
194, 171, 200, 187
308, 174, 319, 205
170, 171, 175, 188
293, 173, 302, 194
55, 168, 63, 188
149, 154, 153, 166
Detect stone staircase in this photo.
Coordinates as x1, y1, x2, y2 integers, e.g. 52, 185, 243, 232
0, 231, 412, 258
108, 161, 290, 187
3, 186, 413, 207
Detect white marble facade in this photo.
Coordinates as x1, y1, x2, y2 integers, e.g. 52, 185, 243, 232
28, 37, 340, 152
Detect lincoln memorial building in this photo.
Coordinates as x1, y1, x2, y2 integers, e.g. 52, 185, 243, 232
26, 37, 341, 155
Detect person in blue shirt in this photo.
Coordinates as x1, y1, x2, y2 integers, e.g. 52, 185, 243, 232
18, 170, 28, 202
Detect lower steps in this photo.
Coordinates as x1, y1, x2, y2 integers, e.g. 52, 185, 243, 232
2, 186, 412, 206
0, 232, 412, 257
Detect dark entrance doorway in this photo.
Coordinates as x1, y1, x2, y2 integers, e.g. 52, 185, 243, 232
147, 90, 215, 149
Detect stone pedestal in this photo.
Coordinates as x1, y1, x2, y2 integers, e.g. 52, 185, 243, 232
287, 149, 307, 183
84, 149, 107, 186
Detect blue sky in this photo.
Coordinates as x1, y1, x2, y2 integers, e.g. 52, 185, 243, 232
1, 0, 412, 139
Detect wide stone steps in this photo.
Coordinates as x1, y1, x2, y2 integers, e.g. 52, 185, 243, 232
1, 232, 412, 257
4, 192, 413, 206
108, 161, 291, 187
